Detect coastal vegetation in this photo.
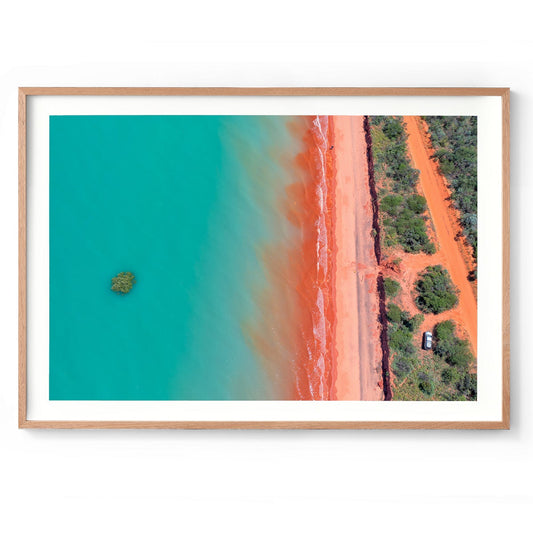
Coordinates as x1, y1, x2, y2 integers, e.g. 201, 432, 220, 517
111, 272, 136, 294
370, 116, 419, 193
385, 272, 475, 400
381, 272, 424, 384
381, 193, 435, 254
377, 229, 473, 399
424, 116, 478, 276
392, 316, 476, 401
434, 320, 476, 400
368, 115, 476, 401
418, 373, 435, 396
383, 277, 400, 298
387, 302, 423, 381
434, 320, 473, 370
383, 278, 457, 400
414, 265, 459, 314
369, 116, 434, 255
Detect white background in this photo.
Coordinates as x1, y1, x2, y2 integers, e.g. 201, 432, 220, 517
0, 0, 528, 531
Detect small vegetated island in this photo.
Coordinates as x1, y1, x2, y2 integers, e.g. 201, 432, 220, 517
111, 272, 136, 294
370, 116, 476, 401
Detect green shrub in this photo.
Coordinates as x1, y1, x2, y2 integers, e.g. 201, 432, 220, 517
111, 271, 136, 294
447, 341, 472, 368
371, 117, 420, 193
380, 195, 433, 254
419, 381, 435, 395
434, 319, 455, 339
414, 266, 459, 314
387, 303, 402, 323
387, 303, 425, 386
406, 194, 427, 214
457, 373, 477, 400
392, 357, 413, 380
383, 118, 404, 140
422, 242, 437, 255
418, 373, 435, 396
441, 367, 459, 384
371, 118, 436, 257
381, 195, 403, 216
408, 313, 424, 332
393, 208, 432, 253
389, 326, 413, 351
384, 277, 401, 298
434, 320, 473, 369
425, 116, 477, 259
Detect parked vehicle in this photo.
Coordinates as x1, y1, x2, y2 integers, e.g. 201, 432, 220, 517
422, 331, 433, 350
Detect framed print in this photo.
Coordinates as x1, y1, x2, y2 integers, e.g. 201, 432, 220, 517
19, 87, 510, 429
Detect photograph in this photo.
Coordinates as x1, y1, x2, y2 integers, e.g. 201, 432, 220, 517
47, 113, 477, 402
19, 88, 507, 427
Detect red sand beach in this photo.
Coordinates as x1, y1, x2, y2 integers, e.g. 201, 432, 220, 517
283, 115, 383, 400
288, 116, 337, 399
247, 115, 383, 400
254, 114, 475, 400
332, 116, 383, 400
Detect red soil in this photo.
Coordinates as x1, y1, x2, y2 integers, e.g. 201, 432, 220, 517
400, 116, 477, 356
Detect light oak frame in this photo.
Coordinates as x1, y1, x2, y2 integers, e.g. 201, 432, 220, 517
18, 87, 510, 429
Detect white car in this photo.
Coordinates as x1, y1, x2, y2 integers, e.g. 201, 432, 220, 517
423, 331, 433, 350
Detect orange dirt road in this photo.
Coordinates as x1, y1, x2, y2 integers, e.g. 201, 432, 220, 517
403, 116, 477, 356
333, 116, 382, 400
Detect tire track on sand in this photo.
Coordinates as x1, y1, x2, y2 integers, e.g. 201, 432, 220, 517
403, 116, 477, 355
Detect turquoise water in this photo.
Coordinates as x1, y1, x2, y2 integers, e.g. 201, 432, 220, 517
49, 115, 303, 400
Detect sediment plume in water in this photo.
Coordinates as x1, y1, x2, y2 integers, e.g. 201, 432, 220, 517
246, 116, 337, 400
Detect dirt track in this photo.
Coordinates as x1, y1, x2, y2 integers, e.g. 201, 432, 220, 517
333, 116, 383, 400
403, 116, 477, 355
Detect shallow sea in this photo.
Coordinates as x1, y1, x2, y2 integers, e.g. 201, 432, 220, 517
49, 115, 305, 400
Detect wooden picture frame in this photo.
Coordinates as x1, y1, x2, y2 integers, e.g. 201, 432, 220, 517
19, 87, 510, 429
